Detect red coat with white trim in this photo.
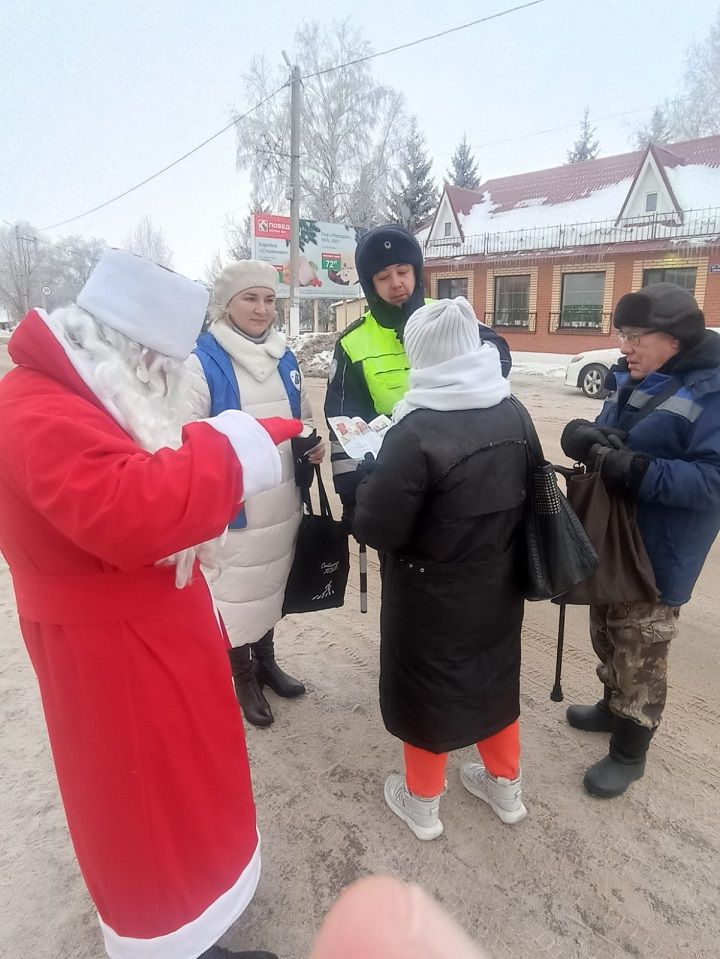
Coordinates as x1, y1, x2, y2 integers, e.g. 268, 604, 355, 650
0, 312, 260, 959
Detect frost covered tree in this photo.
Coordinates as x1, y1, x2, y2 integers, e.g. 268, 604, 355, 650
123, 216, 173, 268
447, 135, 481, 190
634, 106, 672, 149
45, 235, 105, 310
235, 20, 407, 225
673, 10, 720, 136
0, 225, 105, 323
0, 222, 49, 323
633, 9, 720, 143
387, 119, 439, 230
566, 108, 600, 163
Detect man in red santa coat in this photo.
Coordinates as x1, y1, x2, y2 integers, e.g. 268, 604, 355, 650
0, 249, 301, 959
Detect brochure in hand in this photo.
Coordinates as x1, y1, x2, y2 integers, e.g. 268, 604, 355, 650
327, 414, 393, 461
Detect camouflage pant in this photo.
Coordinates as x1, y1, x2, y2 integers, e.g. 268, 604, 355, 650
590, 601, 680, 730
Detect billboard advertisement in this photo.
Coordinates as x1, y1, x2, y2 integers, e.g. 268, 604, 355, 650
251, 214, 362, 299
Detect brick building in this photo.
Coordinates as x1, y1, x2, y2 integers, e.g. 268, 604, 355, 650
420, 136, 720, 354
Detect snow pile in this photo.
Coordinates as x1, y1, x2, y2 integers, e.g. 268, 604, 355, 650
665, 164, 720, 211
510, 351, 574, 379
289, 332, 338, 378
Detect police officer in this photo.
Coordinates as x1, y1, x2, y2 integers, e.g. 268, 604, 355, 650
325, 224, 511, 525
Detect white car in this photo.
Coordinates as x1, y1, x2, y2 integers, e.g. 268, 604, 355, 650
565, 347, 622, 398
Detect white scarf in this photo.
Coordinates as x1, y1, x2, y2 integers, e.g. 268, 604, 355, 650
211, 318, 287, 382
392, 344, 511, 422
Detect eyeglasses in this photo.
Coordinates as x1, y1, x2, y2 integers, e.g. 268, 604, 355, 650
616, 329, 658, 345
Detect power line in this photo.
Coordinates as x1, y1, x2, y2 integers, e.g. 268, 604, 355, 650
298, 1, 546, 80
41, 84, 289, 231
473, 103, 675, 150
2, 220, 102, 259
39, 1, 546, 232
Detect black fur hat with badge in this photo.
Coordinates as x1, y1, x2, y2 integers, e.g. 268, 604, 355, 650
613, 282, 705, 345
355, 224, 425, 336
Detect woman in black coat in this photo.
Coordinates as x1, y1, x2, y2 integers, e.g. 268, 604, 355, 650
354, 297, 530, 840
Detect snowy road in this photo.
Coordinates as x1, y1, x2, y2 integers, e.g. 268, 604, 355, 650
0, 365, 718, 958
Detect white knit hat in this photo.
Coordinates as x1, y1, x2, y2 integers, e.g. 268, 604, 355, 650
213, 260, 279, 310
403, 297, 480, 369
76, 248, 209, 360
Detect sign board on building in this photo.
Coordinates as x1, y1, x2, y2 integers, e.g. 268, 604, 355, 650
251, 214, 361, 299
709, 264, 720, 273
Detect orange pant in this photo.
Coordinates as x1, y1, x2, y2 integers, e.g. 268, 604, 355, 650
404, 720, 521, 798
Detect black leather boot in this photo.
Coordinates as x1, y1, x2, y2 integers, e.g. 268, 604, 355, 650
583, 716, 655, 799
566, 686, 613, 732
252, 630, 305, 698
228, 645, 274, 728
199, 944, 278, 959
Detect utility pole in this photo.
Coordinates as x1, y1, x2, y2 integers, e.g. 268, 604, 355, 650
15, 225, 30, 315
283, 51, 302, 338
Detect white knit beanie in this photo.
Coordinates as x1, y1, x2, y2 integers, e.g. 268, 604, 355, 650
403, 297, 479, 369
213, 260, 279, 310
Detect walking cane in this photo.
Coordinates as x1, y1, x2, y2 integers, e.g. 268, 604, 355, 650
551, 602, 566, 702
359, 543, 368, 614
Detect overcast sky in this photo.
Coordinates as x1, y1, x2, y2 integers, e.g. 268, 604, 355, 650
2, 0, 717, 279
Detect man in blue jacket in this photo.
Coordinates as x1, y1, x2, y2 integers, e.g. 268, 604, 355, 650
560, 283, 720, 798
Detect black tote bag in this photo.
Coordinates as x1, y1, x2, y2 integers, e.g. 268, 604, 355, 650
510, 397, 598, 601
283, 466, 350, 615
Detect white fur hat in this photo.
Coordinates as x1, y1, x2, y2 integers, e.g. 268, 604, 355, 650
213, 260, 279, 310
76, 249, 209, 360
403, 296, 480, 369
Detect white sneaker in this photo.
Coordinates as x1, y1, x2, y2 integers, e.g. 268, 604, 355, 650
460, 761, 527, 824
383, 773, 444, 841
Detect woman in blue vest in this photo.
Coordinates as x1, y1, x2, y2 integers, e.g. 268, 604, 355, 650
187, 260, 325, 727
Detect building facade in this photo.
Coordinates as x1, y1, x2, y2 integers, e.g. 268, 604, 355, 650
421, 137, 720, 353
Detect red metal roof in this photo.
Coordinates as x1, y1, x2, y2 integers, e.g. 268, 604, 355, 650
444, 185, 487, 216
446, 135, 720, 217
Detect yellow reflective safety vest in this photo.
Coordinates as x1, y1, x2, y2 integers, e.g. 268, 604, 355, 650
339, 308, 417, 416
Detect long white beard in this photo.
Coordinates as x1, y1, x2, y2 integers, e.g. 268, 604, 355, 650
50, 305, 223, 587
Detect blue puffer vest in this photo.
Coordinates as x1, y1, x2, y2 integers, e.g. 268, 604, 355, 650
193, 331, 301, 528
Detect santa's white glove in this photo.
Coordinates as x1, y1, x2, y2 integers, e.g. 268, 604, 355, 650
202, 409, 285, 500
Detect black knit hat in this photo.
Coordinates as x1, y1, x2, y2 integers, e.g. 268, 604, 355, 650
613, 282, 705, 344
355, 225, 425, 332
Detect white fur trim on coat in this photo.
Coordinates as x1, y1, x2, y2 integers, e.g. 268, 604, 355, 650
99, 836, 261, 959
202, 410, 282, 500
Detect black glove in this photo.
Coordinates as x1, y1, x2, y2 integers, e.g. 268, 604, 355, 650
357, 452, 377, 476
291, 430, 321, 489
592, 444, 652, 495
561, 419, 628, 464
339, 497, 355, 535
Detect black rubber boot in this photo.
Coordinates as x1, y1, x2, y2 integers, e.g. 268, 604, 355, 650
228, 645, 274, 728
566, 686, 613, 732
583, 716, 655, 799
252, 629, 306, 698
199, 944, 278, 959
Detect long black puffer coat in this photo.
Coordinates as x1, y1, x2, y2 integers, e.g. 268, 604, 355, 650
354, 400, 528, 753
